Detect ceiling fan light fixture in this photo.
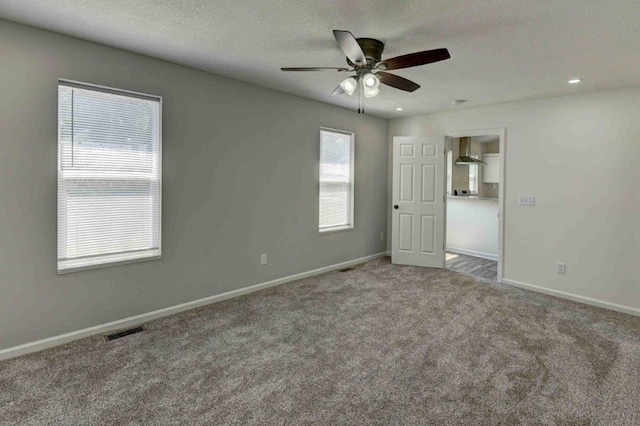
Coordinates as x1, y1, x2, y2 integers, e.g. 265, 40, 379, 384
282, 31, 450, 112
362, 73, 380, 98
364, 88, 380, 98
340, 77, 358, 95
363, 73, 379, 88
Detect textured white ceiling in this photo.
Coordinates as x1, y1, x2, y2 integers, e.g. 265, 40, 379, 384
1, 0, 639, 119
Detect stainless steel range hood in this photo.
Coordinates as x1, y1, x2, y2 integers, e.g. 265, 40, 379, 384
455, 137, 487, 165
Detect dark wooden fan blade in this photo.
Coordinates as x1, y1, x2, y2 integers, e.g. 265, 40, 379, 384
281, 67, 349, 71
333, 30, 366, 64
381, 48, 450, 71
332, 85, 346, 96
377, 72, 420, 92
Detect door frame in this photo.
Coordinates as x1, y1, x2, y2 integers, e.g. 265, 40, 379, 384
445, 128, 506, 283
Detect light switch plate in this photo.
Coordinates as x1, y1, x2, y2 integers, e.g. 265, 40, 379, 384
519, 195, 535, 206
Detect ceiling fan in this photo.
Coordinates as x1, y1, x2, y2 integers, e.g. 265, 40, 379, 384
282, 30, 450, 113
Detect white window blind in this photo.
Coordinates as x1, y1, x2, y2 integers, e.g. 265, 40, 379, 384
319, 129, 354, 232
57, 81, 161, 273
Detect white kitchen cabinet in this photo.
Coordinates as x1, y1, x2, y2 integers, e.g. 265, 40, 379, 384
483, 153, 500, 183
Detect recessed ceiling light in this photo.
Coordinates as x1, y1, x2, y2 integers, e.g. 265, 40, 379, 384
396, 107, 403, 111
568, 78, 582, 84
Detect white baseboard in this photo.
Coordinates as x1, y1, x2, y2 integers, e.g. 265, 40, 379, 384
446, 247, 498, 261
0, 252, 389, 362
502, 278, 640, 318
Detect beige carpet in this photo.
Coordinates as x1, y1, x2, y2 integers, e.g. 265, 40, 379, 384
1, 257, 640, 425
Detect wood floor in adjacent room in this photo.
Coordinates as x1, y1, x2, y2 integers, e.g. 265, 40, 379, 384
2, 257, 639, 425
446, 251, 498, 281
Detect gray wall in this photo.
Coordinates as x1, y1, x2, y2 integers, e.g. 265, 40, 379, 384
0, 20, 389, 350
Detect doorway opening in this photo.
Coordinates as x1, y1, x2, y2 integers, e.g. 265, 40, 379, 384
444, 129, 505, 282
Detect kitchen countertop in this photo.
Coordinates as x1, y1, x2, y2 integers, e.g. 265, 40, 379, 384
447, 195, 498, 201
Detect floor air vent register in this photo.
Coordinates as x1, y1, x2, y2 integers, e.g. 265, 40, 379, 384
105, 326, 145, 341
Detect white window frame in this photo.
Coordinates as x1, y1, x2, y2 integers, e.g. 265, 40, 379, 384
319, 127, 355, 234
57, 79, 162, 274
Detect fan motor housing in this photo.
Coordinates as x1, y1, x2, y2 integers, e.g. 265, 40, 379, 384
347, 38, 385, 68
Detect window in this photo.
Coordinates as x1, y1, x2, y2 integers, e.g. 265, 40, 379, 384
469, 155, 479, 194
319, 128, 354, 233
57, 81, 161, 273
446, 150, 453, 195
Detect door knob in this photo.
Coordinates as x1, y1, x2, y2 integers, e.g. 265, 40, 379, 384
394, 205, 399, 209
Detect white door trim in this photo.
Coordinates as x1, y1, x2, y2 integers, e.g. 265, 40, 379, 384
445, 128, 506, 283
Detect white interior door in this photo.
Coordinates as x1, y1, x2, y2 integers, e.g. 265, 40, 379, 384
392, 136, 445, 268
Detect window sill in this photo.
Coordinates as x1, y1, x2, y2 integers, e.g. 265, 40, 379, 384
58, 250, 161, 274
319, 225, 354, 235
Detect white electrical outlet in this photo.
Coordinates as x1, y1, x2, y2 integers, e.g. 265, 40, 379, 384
380, 232, 385, 241
519, 195, 535, 206
557, 262, 566, 274
260, 253, 267, 265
